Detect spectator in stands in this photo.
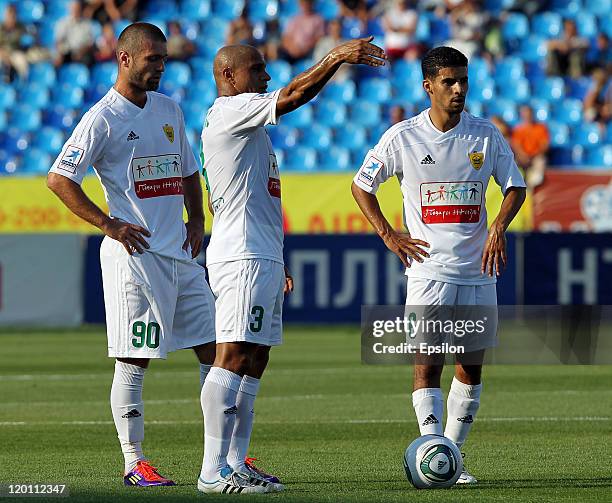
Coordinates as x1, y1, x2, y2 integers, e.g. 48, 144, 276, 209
279, 0, 325, 63
490, 115, 511, 142
94, 22, 117, 62
446, 0, 487, 59
583, 68, 611, 129
0, 3, 28, 82
167, 21, 195, 60
389, 104, 406, 125
261, 18, 282, 61
54, 1, 97, 67
226, 6, 255, 46
382, 0, 420, 61
547, 19, 589, 78
511, 105, 550, 188
84, 0, 139, 24
586, 33, 611, 74
313, 19, 351, 81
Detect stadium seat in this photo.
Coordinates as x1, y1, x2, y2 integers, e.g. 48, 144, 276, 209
532, 12, 562, 38
10, 105, 41, 132
300, 124, 332, 150
392, 60, 421, 82
415, 16, 430, 41
529, 99, 551, 122
321, 80, 356, 103
495, 57, 524, 82
143, 0, 179, 20
52, 84, 84, 109
183, 101, 209, 130
0, 111, 6, 131
18, 85, 50, 109
571, 122, 601, 147
519, 36, 547, 63
314, 101, 346, 128
547, 121, 569, 146
359, 78, 392, 103
367, 123, 389, 144
567, 77, 592, 100
502, 13, 529, 41
552, 99, 582, 125
213, 0, 245, 19
162, 62, 191, 91
283, 146, 317, 171
184, 81, 217, 105
281, 104, 313, 128
279, 0, 299, 17
16, 0, 44, 23
497, 77, 530, 102
348, 101, 381, 128
429, 15, 451, 45
114, 19, 131, 37
468, 57, 490, 81
584, 0, 611, 15
585, 145, 612, 168
267, 60, 291, 88
575, 13, 597, 38
484, 0, 516, 13
0, 155, 21, 175
58, 63, 90, 89
45, 0, 71, 18
334, 123, 367, 152
550, 0, 581, 16
28, 62, 56, 87
485, 99, 518, 125
549, 146, 583, 166
469, 78, 495, 102
267, 125, 298, 149
291, 59, 314, 77
249, 0, 278, 21
91, 62, 117, 90
319, 146, 350, 171
466, 101, 483, 117
20, 148, 52, 174
31, 126, 65, 155
316, 0, 339, 20
533, 77, 564, 102
0, 84, 16, 110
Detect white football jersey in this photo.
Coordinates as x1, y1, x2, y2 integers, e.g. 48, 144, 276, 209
201, 90, 283, 266
49, 88, 199, 261
354, 109, 526, 285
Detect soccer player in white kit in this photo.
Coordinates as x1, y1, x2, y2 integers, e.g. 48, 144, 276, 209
47, 23, 216, 487
198, 41, 387, 494
352, 47, 527, 484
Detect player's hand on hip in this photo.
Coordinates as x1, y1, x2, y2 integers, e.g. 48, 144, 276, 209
330, 36, 387, 67
481, 223, 507, 277
102, 218, 151, 255
382, 231, 429, 268
183, 219, 204, 258
284, 265, 294, 295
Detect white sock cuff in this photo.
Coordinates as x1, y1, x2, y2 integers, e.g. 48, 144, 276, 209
115, 361, 146, 378
412, 387, 442, 406
207, 367, 242, 393
239, 375, 260, 396
450, 377, 482, 399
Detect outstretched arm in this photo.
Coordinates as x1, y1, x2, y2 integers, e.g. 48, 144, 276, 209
277, 37, 386, 116
481, 186, 526, 277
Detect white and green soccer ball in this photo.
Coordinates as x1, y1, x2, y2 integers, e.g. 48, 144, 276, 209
403, 435, 463, 489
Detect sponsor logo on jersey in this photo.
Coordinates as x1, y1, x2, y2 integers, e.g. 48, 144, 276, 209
358, 155, 384, 187
420, 181, 483, 224
131, 154, 183, 199
468, 151, 484, 170
163, 123, 174, 143
57, 145, 85, 173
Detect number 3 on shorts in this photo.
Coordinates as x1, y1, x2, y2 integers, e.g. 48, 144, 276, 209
131, 321, 161, 348
249, 306, 264, 333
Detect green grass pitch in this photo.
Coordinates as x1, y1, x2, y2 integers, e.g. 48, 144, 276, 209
1, 326, 611, 502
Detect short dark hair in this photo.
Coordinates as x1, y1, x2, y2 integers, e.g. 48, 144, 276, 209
117, 22, 166, 54
421, 46, 468, 80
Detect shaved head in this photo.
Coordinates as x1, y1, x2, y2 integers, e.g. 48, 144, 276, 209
214, 45, 261, 83
213, 45, 270, 96
117, 22, 166, 56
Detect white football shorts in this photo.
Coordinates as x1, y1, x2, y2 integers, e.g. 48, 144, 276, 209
208, 258, 284, 346
100, 237, 216, 359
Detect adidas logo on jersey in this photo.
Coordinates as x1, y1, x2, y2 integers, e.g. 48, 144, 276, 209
422, 414, 439, 426
421, 154, 436, 165
127, 131, 140, 141
457, 414, 474, 423
122, 409, 142, 419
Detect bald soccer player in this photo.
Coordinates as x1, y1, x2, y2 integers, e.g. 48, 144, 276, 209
198, 40, 386, 494
47, 23, 216, 487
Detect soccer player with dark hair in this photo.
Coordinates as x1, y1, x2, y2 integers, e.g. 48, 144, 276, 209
47, 22, 216, 487
199, 39, 386, 494
352, 46, 526, 484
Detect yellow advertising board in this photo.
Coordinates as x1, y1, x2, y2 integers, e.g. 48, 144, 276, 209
0, 174, 530, 233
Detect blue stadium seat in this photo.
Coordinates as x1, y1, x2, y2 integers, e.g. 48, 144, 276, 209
495, 57, 524, 81
533, 77, 564, 102
45, 0, 71, 18
469, 78, 495, 102
143, 0, 179, 20
300, 124, 332, 150
567, 77, 592, 100
184, 81, 217, 105
52, 84, 84, 109
31, 126, 65, 155
392, 60, 421, 82
183, 104, 207, 131
552, 98, 582, 125
575, 13, 597, 38
114, 19, 131, 37
549, 146, 583, 166
314, 101, 346, 128
292, 59, 314, 77
502, 13, 528, 41
519, 36, 547, 63
603, 14, 612, 38
368, 123, 389, 144
320, 146, 350, 171
10, 105, 42, 132
267, 125, 298, 149
394, 83, 427, 103
196, 36, 222, 59
585, 145, 612, 167
58, 63, 90, 88
529, 99, 551, 122
163, 62, 191, 91
571, 122, 601, 147
359, 78, 392, 103
316, 0, 339, 20
20, 148, 52, 174
280, 0, 299, 17
282, 104, 312, 128
0, 84, 16, 110
547, 121, 569, 146
213, 0, 245, 19
349, 101, 381, 128
550, 0, 581, 16
466, 101, 483, 117
0, 111, 6, 131
91, 62, 117, 90
16, 0, 44, 23
486, 99, 518, 125
334, 124, 367, 152
18, 85, 50, 109
429, 15, 451, 45
321, 80, 356, 103
28, 62, 56, 87
468, 57, 490, 81
484, 0, 516, 13
249, 0, 278, 22
0, 155, 21, 175
284, 146, 317, 171
584, 0, 611, 15
267, 60, 291, 88
532, 12, 562, 38
498, 77, 530, 102
415, 16, 430, 41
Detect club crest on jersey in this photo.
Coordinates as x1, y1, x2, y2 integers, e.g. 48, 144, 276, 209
163, 124, 174, 143
468, 151, 484, 170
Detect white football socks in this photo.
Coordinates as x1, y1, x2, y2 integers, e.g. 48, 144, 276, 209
200, 363, 212, 388
412, 387, 444, 436
444, 377, 482, 449
110, 361, 146, 473
227, 375, 260, 473
200, 367, 242, 481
